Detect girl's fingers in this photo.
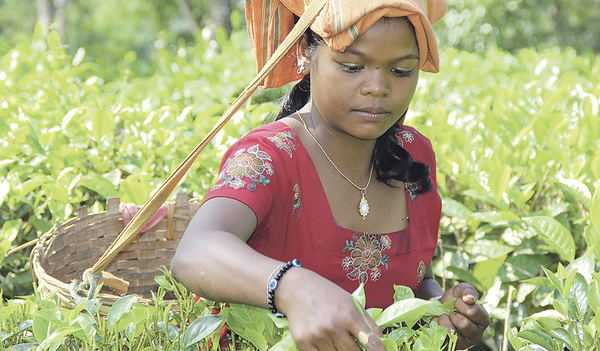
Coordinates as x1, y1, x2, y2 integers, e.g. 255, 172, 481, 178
454, 299, 490, 327
350, 316, 386, 351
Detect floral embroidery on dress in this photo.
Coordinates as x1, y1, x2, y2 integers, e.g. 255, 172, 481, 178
212, 145, 274, 191
342, 233, 391, 285
268, 131, 296, 158
293, 184, 301, 212
292, 184, 301, 227
395, 129, 414, 147
405, 181, 418, 205
416, 261, 427, 290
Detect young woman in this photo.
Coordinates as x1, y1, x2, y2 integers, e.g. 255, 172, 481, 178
172, 2, 489, 350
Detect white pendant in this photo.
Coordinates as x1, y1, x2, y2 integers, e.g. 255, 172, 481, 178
359, 192, 369, 220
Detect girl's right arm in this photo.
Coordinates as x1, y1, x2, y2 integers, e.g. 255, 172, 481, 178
171, 197, 386, 351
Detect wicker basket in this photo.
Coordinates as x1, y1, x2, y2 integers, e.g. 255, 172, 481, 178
31, 193, 198, 313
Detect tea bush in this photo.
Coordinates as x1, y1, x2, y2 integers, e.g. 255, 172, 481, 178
0, 269, 458, 350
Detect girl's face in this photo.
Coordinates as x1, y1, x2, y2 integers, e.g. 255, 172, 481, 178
308, 17, 419, 141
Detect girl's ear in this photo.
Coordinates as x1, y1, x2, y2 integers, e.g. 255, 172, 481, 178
296, 34, 311, 75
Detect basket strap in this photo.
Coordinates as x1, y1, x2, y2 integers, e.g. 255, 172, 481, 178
89, 0, 329, 276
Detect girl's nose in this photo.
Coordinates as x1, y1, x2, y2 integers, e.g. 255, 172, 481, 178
359, 69, 391, 97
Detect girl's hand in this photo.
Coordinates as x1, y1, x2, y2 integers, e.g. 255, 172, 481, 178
276, 268, 387, 351
433, 283, 489, 349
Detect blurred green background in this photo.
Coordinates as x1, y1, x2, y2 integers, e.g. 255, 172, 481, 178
1, 0, 599, 71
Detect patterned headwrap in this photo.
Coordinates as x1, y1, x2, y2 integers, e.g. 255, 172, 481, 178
246, 0, 447, 88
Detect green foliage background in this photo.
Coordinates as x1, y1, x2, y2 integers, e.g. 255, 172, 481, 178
1, 1, 600, 350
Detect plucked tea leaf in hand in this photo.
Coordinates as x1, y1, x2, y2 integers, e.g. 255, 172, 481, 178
392, 285, 414, 303
375, 299, 431, 328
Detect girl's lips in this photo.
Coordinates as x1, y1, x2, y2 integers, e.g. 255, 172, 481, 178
353, 109, 391, 121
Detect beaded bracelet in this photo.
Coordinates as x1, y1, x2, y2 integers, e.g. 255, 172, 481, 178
267, 259, 303, 318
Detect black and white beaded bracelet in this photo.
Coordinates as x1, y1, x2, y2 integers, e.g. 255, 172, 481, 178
267, 259, 303, 318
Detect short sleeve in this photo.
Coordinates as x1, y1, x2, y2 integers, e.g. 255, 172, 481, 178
395, 125, 438, 185
204, 123, 299, 226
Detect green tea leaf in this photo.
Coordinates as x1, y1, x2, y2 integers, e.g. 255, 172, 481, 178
523, 216, 576, 262
270, 333, 294, 351
445, 266, 482, 287
542, 266, 564, 297
73, 314, 95, 345
38, 326, 80, 351
182, 315, 224, 349
557, 179, 592, 209
592, 197, 600, 236
154, 275, 175, 291
392, 285, 414, 303
425, 298, 456, 316
32, 314, 52, 344
375, 299, 431, 328
379, 336, 398, 351
569, 273, 589, 319
548, 328, 575, 351
9, 343, 37, 351
107, 294, 137, 331
517, 329, 558, 351
588, 273, 600, 312
1, 219, 21, 244
441, 197, 472, 219
72, 47, 85, 66
89, 109, 115, 142
78, 173, 119, 198
472, 256, 505, 290
566, 255, 594, 283
507, 327, 524, 351
244, 329, 268, 351
524, 310, 566, 330
19, 178, 48, 196
157, 321, 179, 342
46, 30, 63, 50
352, 283, 366, 308
0, 179, 9, 207
583, 225, 600, 259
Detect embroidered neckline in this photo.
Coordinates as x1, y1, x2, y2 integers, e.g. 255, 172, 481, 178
270, 121, 413, 236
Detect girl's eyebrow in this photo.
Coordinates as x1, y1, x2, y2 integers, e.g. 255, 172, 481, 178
341, 48, 419, 61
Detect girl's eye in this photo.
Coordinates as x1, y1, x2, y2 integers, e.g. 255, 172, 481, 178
391, 68, 415, 77
339, 63, 363, 73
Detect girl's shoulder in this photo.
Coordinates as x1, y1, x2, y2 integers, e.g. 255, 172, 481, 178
394, 125, 434, 151
236, 120, 296, 146
225, 120, 302, 161
242, 120, 292, 137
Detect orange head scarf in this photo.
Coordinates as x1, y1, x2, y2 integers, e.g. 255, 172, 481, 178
246, 0, 447, 89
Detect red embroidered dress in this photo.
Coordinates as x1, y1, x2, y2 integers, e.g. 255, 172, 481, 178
205, 121, 441, 308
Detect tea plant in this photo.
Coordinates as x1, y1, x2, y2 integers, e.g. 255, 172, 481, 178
509, 254, 600, 351
1, 269, 458, 350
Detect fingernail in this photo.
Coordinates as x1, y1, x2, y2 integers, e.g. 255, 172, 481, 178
464, 294, 475, 302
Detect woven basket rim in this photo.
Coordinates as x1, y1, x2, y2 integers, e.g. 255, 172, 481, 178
30, 193, 198, 313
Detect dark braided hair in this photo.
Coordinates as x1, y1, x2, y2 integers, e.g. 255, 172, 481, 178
275, 25, 432, 195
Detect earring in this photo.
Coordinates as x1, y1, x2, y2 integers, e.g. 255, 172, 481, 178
296, 64, 305, 75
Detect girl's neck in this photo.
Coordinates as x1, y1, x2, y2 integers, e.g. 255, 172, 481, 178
296, 106, 375, 175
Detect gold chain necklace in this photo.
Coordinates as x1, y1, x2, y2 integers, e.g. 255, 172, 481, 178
297, 112, 374, 220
